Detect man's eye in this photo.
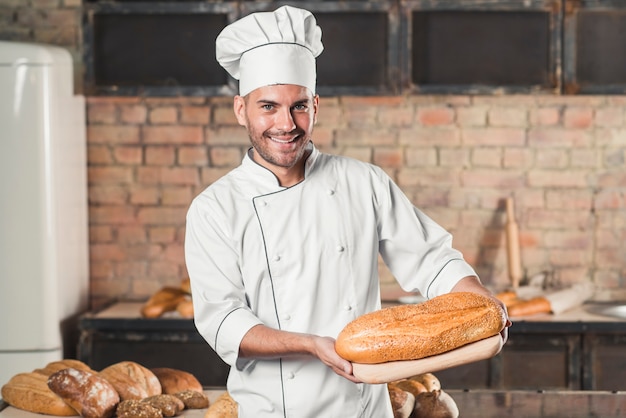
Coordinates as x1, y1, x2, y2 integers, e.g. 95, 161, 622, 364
262, 104, 273, 110
294, 104, 307, 111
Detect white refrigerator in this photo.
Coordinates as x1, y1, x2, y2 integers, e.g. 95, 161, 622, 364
0, 41, 89, 386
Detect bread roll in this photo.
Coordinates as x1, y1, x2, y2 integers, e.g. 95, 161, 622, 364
116, 400, 163, 418
181, 277, 191, 294
151, 367, 203, 394
495, 290, 519, 308
507, 296, 552, 317
335, 292, 506, 364
33, 359, 93, 376
47, 368, 120, 418
100, 361, 162, 400
1, 372, 78, 416
392, 379, 427, 397
387, 384, 415, 418
204, 391, 237, 418
141, 287, 188, 318
174, 389, 210, 409
176, 297, 194, 319
141, 394, 184, 417
409, 373, 441, 392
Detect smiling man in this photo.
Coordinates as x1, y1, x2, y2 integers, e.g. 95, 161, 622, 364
185, 5, 509, 418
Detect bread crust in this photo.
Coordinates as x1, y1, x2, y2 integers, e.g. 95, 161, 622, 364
507, 296, 551, 317
204, 392, 237, 418
47, 368, 120, 418
99, 361, 161, 400
335, 292, 506, 364
1, 372, 78, 416
151, 367, 203, 394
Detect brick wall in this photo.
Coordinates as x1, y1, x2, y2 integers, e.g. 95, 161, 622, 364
2, 2, 625, 307
85, 95, 626, 307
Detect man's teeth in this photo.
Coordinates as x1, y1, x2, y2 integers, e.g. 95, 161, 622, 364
270, 136, 296, 144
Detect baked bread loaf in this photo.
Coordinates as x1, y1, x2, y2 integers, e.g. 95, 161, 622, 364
33, 359, 93, 376
173, 389, 210, 409
141, 287, 188, 318
116, 400, 163, 418
141, 394, 185, 417
47, 368, 120, 418
176, 297, 194, 319
507, 296, 552, 317
1, 372, 78, 416
335, 292, 506, 364
387, 384, 415, 418
151, 367, 203, 394
99, 361, 161, 400
204, 391, 237, 418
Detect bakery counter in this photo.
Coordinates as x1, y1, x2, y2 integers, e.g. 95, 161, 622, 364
77, 302, 230, 387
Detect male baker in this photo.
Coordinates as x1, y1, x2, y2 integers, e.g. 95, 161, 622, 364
185, 5, 510, 417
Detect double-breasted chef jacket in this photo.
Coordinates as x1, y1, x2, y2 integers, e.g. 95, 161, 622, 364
185, 143, 477, 418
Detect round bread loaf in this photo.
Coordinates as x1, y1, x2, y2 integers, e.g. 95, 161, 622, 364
150, 367, 202, 394
335, 292, 506, 364
47, 368, 120, 418
99, 361, 161, 400
173, 389, 209, 409
1, 372, 78, 416
116, 400, 163, 418
33, 359, 93, 376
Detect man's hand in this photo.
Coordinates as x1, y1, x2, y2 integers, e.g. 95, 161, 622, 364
311, 336, 362, 383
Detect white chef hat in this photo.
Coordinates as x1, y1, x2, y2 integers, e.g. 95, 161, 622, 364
215, 5, 324, 96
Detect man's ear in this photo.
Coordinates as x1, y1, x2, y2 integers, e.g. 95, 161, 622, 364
233, 95, 247, 127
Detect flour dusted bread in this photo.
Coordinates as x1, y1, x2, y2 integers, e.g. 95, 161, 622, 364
204, 391, 237, 418
1, 372, 78, 416
99, 361, 161, 400
47, 368, 120, 418
34, 359, 93, 376
335, 292, 506, 364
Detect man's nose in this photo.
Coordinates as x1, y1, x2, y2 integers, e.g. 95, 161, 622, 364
275, 108, 296, 132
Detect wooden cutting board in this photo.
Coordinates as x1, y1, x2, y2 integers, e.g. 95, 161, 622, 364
352, 334, 503, 384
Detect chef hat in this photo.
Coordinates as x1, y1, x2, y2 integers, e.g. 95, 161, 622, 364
216, 5, 324, 96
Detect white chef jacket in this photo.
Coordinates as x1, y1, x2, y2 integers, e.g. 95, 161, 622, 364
185, 143, 477, 418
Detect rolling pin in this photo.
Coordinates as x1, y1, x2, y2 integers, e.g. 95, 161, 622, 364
505, 197, 523, 289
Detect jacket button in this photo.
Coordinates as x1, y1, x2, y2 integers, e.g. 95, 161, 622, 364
337, 246, 345, 252
345, 305, 353, 311
328, 189, 335, 196
287, 372, 295, 379
283, 314, 291, 321
273, 254, 281, 261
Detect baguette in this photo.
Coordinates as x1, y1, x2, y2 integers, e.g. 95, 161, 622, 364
1, 372, 78, 416
507, 296, 552, 317
335, 292, 506, 364
141, 287, 188, 318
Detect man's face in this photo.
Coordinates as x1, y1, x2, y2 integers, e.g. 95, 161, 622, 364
234, 84, 318, 172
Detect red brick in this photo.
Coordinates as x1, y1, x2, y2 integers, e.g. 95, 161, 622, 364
89, 225, 113, 243
595, 107, 623, 127
143, 126, 203, 144
526, 208, 592, 229
535, 148, 568, 168
528, 170, 589, 188
117, 226, 147, 244
130, 187, 160, 205
88, 145, 113, 165
115, 261, 147, 277
311, 126, 333, 147
440, 148, 469, 167
317, 104, 342, 126
89, 186, 128, 205
149, 107, 178, 124
456, 106, 487, 127
339, 147, 372, 163
88, 166, 134, 184
461, 169, 525, 188
163, 243, 185, 262
571, 148, 600, 168
546, 189, 593, 210
181, 106, 210, 124
405, 147, 437, 167
178, 146, 208, 166
119, 104, 147, 124
564, 107, 593, 129
210, 147, 243, 167
88, 125, 140, 144
373, 147, 403, 168
162, 186, 193, 205
89, 261, 113, 279
378, 106, 414, 127
397, 167, 460, 188
472, 148, 503, 167
462, 128, 525, 146
89, 205, 136, 224
594, 189, 626, 209
488, 107, 527, 127
528, 128, 592, 147
90, 243, 127, 261
145, 146, 176, 165
552, 249, 590, 266
201, 167, 232, 185
213, 106, 239, 125
87, 103, 116, 124
529, 107, 561, 126
544, 230, 592, 249
336, 128, 396, 147
596, 128, 626, 147
113, 146, 143, 165
148, 227, 177, 243
399, 128, 460, 147
137, 207, 187, 225
148, 261, 180, 277
595, 229, 620, 248
206, 126, 250, 146
416, 106, 455, 126
343, 106, 378, 128
596, 171, 626, 187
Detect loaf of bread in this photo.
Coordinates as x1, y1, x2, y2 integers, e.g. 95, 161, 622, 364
47, 368, 120, 418
335, 292, 506, 364
176, 297, 194, 319
141, 287, 188, 318
173, 389, 210, 409
204, 392, 237, 418
33, 359, 93, 376
141, 394, 184, 417
116, 400, 163, 418
507, 296, 552, 317
387, 384, 415, 418
1, 372, 78, 416
151, 367, 203, 394
99, 361, 162, 400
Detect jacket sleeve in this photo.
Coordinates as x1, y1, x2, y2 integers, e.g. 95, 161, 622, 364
185, 194, 263, 369
374, 170, 478, 299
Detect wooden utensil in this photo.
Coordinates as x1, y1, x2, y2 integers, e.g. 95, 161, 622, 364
505, 197, 522, 289
352, 334, 503, 384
